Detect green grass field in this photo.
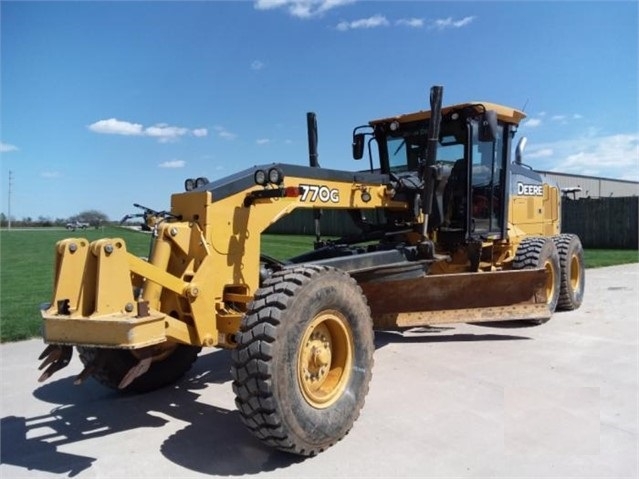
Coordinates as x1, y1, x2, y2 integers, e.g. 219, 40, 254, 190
1, 227, 637, 342
0, 227, 319, 342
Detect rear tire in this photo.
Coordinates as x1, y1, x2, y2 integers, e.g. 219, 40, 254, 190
77, 343, 200, 393
552, 234, 585, 310
513, 237, 561, 322
231, 265, 374, 456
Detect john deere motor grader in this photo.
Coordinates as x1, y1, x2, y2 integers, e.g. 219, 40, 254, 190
38, 86, 585, 456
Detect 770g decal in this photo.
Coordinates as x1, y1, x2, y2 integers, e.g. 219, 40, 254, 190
299, 184, 340, 203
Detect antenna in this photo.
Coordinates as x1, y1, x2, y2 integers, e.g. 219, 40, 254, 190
7, 170, 13, 229
521, 98, 529, 112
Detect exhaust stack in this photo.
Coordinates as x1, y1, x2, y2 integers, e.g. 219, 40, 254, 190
421, 85, 444, 234
307, 112, 322, 243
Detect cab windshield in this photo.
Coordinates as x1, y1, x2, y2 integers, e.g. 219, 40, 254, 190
383, 120, 466, 173
379, 116, 508, 236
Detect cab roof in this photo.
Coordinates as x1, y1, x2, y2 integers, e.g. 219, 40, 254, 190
369, 101, 527, 126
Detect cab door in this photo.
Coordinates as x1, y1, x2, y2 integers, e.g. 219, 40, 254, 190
469, 121, 505, 237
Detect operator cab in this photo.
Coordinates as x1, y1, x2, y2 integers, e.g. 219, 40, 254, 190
353, 102, 525, 243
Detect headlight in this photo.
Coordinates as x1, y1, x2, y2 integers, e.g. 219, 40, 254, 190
195, 177, 209, 188
268, 167, 284, 185
254, 169, 267, 186
184, 178, 195, 191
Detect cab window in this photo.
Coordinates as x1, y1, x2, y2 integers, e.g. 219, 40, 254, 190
470, 122, 505, 233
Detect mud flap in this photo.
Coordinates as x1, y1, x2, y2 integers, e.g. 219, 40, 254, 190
359, 268, 550, 329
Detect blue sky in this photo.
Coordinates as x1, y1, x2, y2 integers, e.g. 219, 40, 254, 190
1, 0, 638, 221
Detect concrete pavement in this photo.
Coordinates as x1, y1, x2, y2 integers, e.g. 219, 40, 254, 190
1, 263, 637, 478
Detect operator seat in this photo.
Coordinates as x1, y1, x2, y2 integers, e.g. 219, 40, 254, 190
443, 159, 467, 228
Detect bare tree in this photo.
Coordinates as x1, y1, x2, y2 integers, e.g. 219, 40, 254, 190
69, 210, 109, 227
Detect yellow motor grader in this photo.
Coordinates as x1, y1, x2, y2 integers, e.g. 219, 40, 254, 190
38, 86, 585, 456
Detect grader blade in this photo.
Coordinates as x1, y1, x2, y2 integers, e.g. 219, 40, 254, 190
360, 268, 550, 329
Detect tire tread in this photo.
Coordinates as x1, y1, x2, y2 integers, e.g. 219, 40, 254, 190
231, 265, 372, 456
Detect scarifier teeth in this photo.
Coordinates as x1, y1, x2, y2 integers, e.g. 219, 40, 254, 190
74, 364, 96, 385
118, 356, 153, 390
38, 344, 56, 361
37, 345, 73, 383
74, 349, 107, 385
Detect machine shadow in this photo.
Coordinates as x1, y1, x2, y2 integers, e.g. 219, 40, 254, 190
2, 330, 532, 476
1, 349, 303, 477
374, 326, 532, 349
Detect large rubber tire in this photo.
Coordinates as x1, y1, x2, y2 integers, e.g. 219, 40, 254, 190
552, 233, 585, 311
231, 265, 374, 456
77, 343, 201, 393
513, 237, 561, 321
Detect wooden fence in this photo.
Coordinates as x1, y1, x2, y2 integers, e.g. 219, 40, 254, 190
562, 196, 638, 249
265, 209, 362, 237
266, 197, 639, 249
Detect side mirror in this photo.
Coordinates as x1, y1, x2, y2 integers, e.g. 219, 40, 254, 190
352, 133, 365, 160
478, 110, 498, 142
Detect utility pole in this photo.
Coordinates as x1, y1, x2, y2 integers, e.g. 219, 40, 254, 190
8, 170, 12, 229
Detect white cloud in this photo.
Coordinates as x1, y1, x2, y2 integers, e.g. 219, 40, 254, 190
620, 171, 639, 181
145, 124, 189, 143
255, 0, 355, 18
558, 134, 638, 170
337, 14, 478, 32
256, 138, 271, 145
41, 171, 61, 178
214, 126, 237, 141
530, 133, 639, 179
546, 113, 583, 125
88, 118, 144, 136
523, 118, 543, 128
396, 18, 424, 28
527, 148, 554, 159
158, 159, 186, 168
337, 14, 389, 31
432, 16, 475, 30
584, 126, 602, 138
251, 60, 265, 70
0, 142, 18, 153
254, 0, 289, 9
88, 118, 207, 143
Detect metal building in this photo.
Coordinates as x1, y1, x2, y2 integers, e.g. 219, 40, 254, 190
536, 170, 639, 200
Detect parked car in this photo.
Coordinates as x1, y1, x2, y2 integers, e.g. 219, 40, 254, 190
66, 221, 89, 231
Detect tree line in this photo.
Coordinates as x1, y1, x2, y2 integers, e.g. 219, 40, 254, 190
0, 209, 109, 228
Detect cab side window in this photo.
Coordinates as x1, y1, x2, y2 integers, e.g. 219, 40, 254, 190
471, 125, 504, 233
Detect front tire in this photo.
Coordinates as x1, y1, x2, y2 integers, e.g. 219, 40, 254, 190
77, 343, 200, 393
552, 234, 585, 310
231, 265, 374, 456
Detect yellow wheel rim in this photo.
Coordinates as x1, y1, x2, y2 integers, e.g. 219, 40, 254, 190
544, 259, 556, 305
570, 254, 581, 292
298, 310, 354, 409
